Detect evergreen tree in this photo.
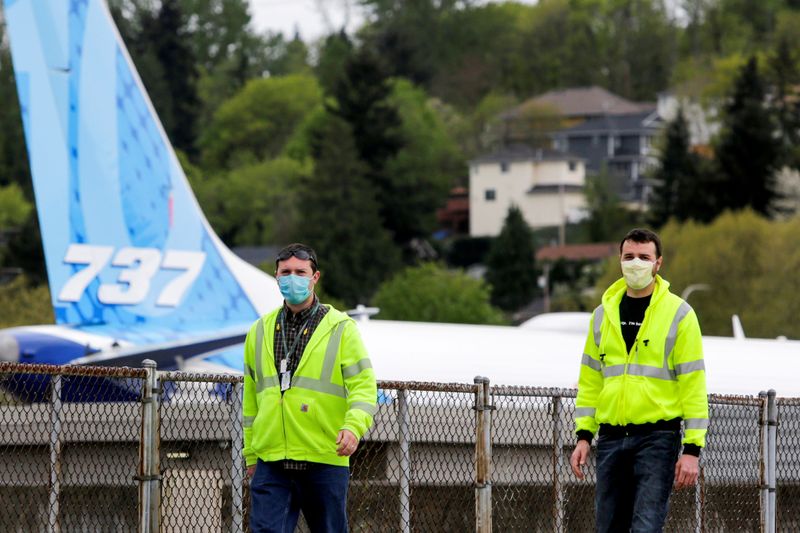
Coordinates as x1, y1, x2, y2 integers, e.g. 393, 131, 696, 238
649, 108, 707, 226
769, 33, 800, 169
715, 56, 781, 215
330, 48, 406, 243
484, 206, 537, 312
0, 29, 31, 195
316, 31, 353, 96
140, 0, 200, 157
294, 114, 400, 306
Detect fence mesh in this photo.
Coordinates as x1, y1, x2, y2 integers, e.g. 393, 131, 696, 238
2, 362, 800, 532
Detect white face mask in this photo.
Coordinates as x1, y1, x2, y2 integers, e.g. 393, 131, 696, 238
621, 258, 656, 290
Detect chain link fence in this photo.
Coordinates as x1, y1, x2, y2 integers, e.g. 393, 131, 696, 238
0, 361, 796, 532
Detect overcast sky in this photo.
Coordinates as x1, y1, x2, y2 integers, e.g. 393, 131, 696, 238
248, 0, 540, 42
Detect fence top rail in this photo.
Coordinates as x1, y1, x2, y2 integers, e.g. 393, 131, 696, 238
777, 397, 800, 406
160, 370, 243, 384
491, 385, 578, 398
708, 393, 764, 406
377, 380, 479, 394
0, 361, 147, 379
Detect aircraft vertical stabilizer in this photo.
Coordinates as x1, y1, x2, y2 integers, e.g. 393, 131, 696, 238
4, 0, 281, 335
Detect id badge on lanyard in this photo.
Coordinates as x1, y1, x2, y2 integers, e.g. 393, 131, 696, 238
279, 359, 291, 391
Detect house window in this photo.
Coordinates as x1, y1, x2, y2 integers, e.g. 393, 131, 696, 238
485, 189, 496, 201
568, 161, 577, 172
500, 162, 510, 173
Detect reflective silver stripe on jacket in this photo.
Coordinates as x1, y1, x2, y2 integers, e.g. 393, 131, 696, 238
320, 321, 347, 383
684, 418, 709, 430
292, 321, 349, 398
254, 321, 280, 393
581, 353, 602, 372
350, 401, 378, 416
664, 301, 692, 359
342, 359, 373, 379
243, 416, 255, 428
675, 359, 705, 376
575, 407, 596, 418
244, 363, 257, 383
600, 301, 697, 382
292, 376, 347, 398
593, 305, 604, 347
255, 319, 264, 385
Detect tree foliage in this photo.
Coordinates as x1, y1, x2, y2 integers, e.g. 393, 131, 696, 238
485, 205, 538, 311
715, 57, 782, 216
0, 277, 53, 329
372, 262, 506, 324
293, 113, 400, 306
648, 108, 714, 226
200, 74, 322, 170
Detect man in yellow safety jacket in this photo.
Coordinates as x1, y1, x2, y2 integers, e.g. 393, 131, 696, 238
570, 228, 708, 532
244, 243, 377, 533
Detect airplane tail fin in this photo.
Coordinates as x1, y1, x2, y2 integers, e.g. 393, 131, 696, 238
4, 0, 281, 333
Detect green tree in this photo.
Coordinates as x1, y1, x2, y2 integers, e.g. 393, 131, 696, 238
315, 31, 354, 96
294, 113, 400, 305
485, 205, 538, 311
142, 0, 200, 156
200, 74, 322, 170
372, 262, 506, 324
768, 12, 800, 169
715, 56, 781, 215
0, 276, 53, 328
188, 156, 310, 246
0, 184, 32, 229
583, 166, 641, 242
383, 79, 463, 243
0, 24, 31, 196
649, 108, 711, 226
330, 49, 405, 240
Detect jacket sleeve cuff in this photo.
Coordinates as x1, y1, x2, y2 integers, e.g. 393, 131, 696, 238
577, 430, 594, 444
682, 444, 701, 457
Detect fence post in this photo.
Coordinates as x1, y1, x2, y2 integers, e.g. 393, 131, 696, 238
48, 374, 63, 533
767, 390, 777, 533
230, 382, 245, 533
552, 396, 565, 533
759, 391, 768, 533
139, 360, 161, 533
398, 389, 411, 533
474, 376, 492, 533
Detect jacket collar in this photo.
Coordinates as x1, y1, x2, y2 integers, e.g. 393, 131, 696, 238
602, 274, 670, 310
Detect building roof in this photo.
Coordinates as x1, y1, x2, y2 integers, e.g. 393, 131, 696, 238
536, 242, 617, 262
471, 144, 582, 165
558, 110, 661, 135
509, 87, 654, 119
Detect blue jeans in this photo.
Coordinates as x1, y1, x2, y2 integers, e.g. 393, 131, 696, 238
595, 429, 682, 533
250, 460, 350, 533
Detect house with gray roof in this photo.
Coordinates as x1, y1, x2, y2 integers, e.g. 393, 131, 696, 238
551, 108, 663, 205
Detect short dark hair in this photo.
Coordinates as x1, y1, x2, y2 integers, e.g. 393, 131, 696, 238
620, 228, 662, 258
275, 243, 318, 272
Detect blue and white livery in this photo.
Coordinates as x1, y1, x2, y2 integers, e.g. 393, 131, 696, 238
0, 0, 280, 371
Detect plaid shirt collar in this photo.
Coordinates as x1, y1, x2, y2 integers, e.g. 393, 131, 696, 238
282, 294, 320, 324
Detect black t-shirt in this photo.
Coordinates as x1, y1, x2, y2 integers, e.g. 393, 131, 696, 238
619, 293, 652, 353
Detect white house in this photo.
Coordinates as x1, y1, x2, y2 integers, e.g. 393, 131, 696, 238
469, 144, 586, 237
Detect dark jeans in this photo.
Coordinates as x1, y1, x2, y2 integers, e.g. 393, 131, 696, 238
595, 429, 682, 533
250, 460, 350, 533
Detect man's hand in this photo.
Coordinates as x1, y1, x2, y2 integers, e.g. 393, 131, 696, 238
246, 465, 256, 478
336, 429, 359, 456
570, 440, 591, 480
674, 454, 699, 488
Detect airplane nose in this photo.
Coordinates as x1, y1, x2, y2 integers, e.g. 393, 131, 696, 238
0, 333, 19, 363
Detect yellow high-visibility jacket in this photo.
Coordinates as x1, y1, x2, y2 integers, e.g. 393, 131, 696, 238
575, 275, 709, 447
243, 305, 377, 467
